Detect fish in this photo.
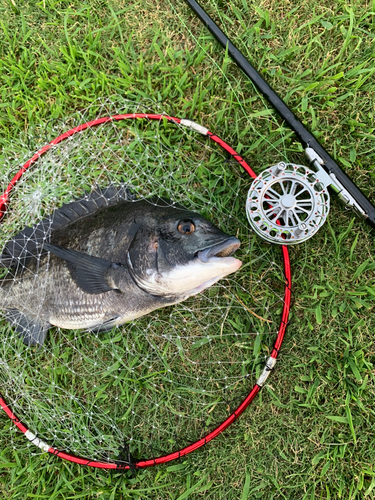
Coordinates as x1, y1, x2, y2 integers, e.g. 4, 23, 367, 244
0, 185, 241, 346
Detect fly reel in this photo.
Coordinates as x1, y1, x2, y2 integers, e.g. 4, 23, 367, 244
246, 162, 330, 245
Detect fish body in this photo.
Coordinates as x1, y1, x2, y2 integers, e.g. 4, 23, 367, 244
0, 186, 241, 345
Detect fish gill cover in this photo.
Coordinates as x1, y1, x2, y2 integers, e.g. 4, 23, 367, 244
0, 98, 287, 465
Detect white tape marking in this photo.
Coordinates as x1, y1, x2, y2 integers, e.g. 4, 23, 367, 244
25, 430, 50, 453
180, 119, 209, 136
256, 356, 277, 387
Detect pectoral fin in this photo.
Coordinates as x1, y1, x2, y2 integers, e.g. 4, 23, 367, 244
85, 316, 122, 334
44, 243, 123, 295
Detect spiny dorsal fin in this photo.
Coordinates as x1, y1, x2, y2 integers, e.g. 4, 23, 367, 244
0, 185, 136, 269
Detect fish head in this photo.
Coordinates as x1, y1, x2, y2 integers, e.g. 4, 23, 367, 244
127, 207, 242, 299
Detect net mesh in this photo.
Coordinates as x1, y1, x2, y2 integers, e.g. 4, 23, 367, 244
0, 97, 289, 465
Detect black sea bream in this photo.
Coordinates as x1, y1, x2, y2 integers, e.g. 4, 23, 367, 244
0, 186, 241, 345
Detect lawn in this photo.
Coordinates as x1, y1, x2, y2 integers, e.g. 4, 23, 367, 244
0, 0, 374, 499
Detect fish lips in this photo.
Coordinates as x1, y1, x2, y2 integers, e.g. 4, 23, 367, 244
196, 236, 241, 263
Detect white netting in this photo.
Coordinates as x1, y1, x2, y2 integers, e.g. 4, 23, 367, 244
0, 97, 289, 465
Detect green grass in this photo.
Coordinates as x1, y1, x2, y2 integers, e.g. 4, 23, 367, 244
0, 0, 375, 498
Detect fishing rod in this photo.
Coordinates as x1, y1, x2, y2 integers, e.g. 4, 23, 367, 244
185, 0, 375, 244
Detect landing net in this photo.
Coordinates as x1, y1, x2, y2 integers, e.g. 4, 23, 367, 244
0, 98, 291, 468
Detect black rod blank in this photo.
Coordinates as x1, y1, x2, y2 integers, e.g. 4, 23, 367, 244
184, 0, 375, 228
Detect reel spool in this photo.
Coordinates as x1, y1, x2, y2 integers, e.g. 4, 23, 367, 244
246, 162, 330, 245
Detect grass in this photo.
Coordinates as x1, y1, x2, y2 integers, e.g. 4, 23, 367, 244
0, 0, 374, 498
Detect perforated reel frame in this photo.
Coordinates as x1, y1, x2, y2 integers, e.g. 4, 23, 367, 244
246, 162, 330, 245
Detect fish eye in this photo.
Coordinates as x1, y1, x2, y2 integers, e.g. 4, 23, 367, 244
177, 220, 195, 235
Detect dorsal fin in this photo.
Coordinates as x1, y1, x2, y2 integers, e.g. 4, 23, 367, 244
0, 185, 136, 269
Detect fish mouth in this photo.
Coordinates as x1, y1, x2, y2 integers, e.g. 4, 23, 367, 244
196, 236, 241, 262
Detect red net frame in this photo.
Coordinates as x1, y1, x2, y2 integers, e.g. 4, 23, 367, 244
0, 113, 291, 469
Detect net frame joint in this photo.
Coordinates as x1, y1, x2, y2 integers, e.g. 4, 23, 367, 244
25, 430, 50, 453
180, 119, 209, 136
256, 356, 277, 387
